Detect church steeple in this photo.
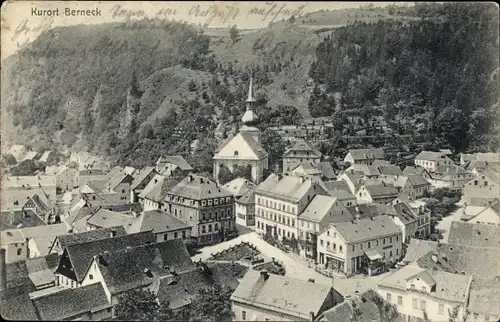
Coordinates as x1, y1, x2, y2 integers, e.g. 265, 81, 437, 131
241, 71, 259, 127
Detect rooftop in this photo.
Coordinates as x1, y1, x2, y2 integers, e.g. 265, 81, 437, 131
54, 226, 127, 251
403, 239, 439, 263
415, 151, 447, 161
222, 177, 256, 197
157, 155, 194, 171
364, 183, 399, 197
447, 221, 500, 248
168, 174, 233, 201
256, 174, 321, 202
299, 195, 353, 224
139, 174, 182, 202
328, 215, 401, 243
347, 148, 384, 160
86, 208, 135, 229
127, 210, 192, 234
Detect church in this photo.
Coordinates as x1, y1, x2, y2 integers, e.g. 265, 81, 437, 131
213, 76, 269, 184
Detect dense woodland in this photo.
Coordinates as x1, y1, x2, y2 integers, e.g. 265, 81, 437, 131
309, 3, 499, 152
1, 3, 498, 170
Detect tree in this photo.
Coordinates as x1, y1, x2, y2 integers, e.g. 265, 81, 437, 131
11, 159, 44, 176
260, 128, 286, 172
184, 285, 234, 322
229, 25, 240, 45
2, 154, 17, 165
114, 289, 161, 321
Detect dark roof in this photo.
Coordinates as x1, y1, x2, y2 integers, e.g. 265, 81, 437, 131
55, 226, 127, 250
157, 156, 193, 171
415, 151, 447, 161
0, 282, 38, 320
347, 148, 384, 160
104, 172, 134, 192
0, 210, 45, 230
157, 262, 248, 310
283, 139, 322, 158
32, 282, 110, 320
364, 183, 399, 197
65, 205, 99, 226
318, 162, 336, 179
403, 239, 439, 263
139, 174, 183, 202
168, 174, 232, 201
402, 166, 429, 176
392, 202, 418, 225
102, 203, 143, 213
97, 239, 195, 295
131, 167, 157, 190
129, 210, 192, 234
58, 230, 156, 282
448, 222, 500, 248
5, 253, 60, 290
377, 165, 402, 176
237, 189, 256, 205
323, 181, 351, 193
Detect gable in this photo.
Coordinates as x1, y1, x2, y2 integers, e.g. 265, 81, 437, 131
214, 134, 261, 160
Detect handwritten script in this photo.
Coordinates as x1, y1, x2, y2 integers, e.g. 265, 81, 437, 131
12, 17, 55, 48
248, 3, 306, 23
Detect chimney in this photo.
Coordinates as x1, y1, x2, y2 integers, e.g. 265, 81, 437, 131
110, 229, 116, 238
260, 270, 269, 281
0, 248, 6, 291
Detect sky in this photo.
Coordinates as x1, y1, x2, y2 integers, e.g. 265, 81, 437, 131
0, 1, 411, 59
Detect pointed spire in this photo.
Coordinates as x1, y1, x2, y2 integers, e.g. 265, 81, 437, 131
246, 69, 255, 103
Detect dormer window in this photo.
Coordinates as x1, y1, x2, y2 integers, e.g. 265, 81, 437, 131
234, 151, 239, 156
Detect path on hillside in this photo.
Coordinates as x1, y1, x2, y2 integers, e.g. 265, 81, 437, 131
192, 232, 388, 296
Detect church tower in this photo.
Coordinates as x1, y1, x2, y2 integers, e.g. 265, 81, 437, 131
240, 74, 261, 144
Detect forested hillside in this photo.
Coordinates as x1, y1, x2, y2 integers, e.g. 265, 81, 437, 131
308, 2, 499, 152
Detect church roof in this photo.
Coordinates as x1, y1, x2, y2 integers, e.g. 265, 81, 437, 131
213, 133, 268, 160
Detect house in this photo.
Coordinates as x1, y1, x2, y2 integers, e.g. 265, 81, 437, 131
377, 264, 472, 322
156, 261, 248, 313
463, 167, 500, 207
21, 194, 53, 224
376, 164, 403, 183
100, 171, 134, 203
447, 221, 500, 248
77, 168, 109, 188
0, 223, 68, 263
394, 175, 431, 200
254, 174, 328, 242
460, 152, 500, 166
30, 282, 113, 320
22, 151, 38, 161
38, 150, 52, 163
138, 174, 182, 211
3, 251, 60, 291
337, 171, 364, 195
164, 174, 236, 246
297, 195, 354, 259
155, 155, 194, 177
54, 230, 156, 289
0, 209, 46, 231
213, 76, 269, 184
344, 163, 381, 179
127, 209, 192, 243
45, 165, 79, 191
317, 215, 403, 276
323, 187, 357, 208
428, 165, 475, 191
402, 166, 432, 180
49, 226, 128, 254
282, 139, 322, 172
462, 201, 500, 225
235, 188, 256, 227
130, 166, 158, 202
356, 183, 399, 205
292, 162, 336, 181
466, 276, 500, 322
402, 239, 439, 264
84, 208, 137, 232
230, 270, 343, 321
8, 144, 27, 162
80, 239, 194, 310
385, 202, 419, 243
123, 166, 136, 176
344, 148, 385, 165
1, 175, 57, 215
414, 151, 454, 172
392, 198, 431, 239
222, 177, 256, 198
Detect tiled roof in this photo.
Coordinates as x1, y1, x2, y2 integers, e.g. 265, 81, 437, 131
127, 210, 191, 234
392, 202, 418, 225
447, 222, 500, 248
55, 226, 127, 250
86, 208, 135, 229
416, 243, 500, 277
402, 166, 428, 176
157, 262, 248, 310
222, 177, 255, 197
377, 165, 402, 176
378, 265, 471, 303
65, 205, 99, 226
318, 162, 336, 179
240, 133, 269, 158
168, 174, 232, 201
97, 239, 194, 294
299, 195, 353, 224
237, 188, 256, 205
415, 151, 447, 161
256, 174, 321, 202
104, 172, 133, 192
403, 239, 438, 263
1, 223, 68, 244
139, 174, 182, 202
330, 215, 401, 243
5, 253, 59, 290
32, 282, 110, 320
157, 155, 194, 171
0, 282, 38, 320
434, 165, 469, 176
3, 175, 56, 188
103, 202, 143, 213
59, 230, 156, 282
347, 148, 384, 160
475, 152, 500, 163
346, 164, 380, 177
283, 139, 322, 158
364, 183, 399, 197
323, 181, 351, 193
467, 275, 500, 316
0, 210, 46, 230
231, 270, 334, 320
292, 163, 322, 176
131, 166, 157, 190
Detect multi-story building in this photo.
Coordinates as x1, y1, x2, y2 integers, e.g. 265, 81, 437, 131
414, 151, 454, 173
235, 189, 256, 227
254, 174, 328, 242
129, 167, 158, 203
127, 209, 192, 244
463, 167, 500, 207
138, 174, 182, 211
427, 165, 475, 192
394, 174, 431, 200
164, 174, 236, 245
377, 264, 472, 322
356, 183, 399, 205
297, 195, 353, 259
317, 215, 402, 276
213, 76, 269, 184
155, 155, 193, 177
344, 148, 385, 166
230, 270, 343, 322
282, 139, 322, 172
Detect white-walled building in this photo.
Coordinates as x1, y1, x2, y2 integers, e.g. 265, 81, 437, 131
414, 151, 454, 172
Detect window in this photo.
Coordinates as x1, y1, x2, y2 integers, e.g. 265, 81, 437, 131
412, 298, 417, 309
292, 220, 295, 227
368, 241, 371, 248
352, 245, 355, 251
17, 248, 22, 256
164, 234, 168, 241
242, 311, 246, 320
420, 300, 426, 311
333, 243, 336, 250
320, 240, 324, 246
386, 293, 392, 302
174, 232, 178, 238
389, 237, 393, 243
397, 296, 403, 306
121, 189, 125, 193
376, 240, 379, 246
383, 238, 386, 245
410, 284, 415, 290
89, 274, 94, 280
360, 243, 363, 250
339, 245, 343, 252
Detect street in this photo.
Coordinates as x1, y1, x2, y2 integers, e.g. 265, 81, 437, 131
192, 231, 389, 296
